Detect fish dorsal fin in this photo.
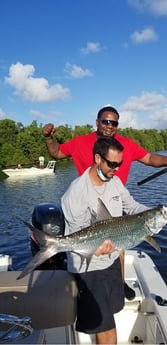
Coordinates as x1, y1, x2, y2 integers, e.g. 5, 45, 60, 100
96, 198, 112, 221
144, 235, 161, 253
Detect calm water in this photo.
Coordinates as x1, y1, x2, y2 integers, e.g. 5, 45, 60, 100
0, 153, 167, 283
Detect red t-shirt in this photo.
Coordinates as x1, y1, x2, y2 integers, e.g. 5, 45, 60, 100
60, 132, 148, 184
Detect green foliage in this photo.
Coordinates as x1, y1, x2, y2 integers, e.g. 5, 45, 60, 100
0, 119, 18, 146
118, 128, 167, 151
73, 124, 94, 137
160, 129, 167, 149
0, 118, 166, 168
55, 125, 72, 143
0, 143, 15, 166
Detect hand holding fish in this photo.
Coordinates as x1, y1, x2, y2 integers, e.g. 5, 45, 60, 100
17, 203, 167, 280
95, 239, 115, 256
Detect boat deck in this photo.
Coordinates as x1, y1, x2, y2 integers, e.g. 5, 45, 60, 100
0, 250, 167, 344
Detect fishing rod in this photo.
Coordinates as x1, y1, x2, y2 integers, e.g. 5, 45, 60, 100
137, 168, 167, 186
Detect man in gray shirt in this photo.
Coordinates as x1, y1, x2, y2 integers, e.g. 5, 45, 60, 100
61, 136, 148, 344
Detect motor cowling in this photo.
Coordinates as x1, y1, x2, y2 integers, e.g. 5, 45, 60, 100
31, 203, 66, 270
32, 203, 65, 237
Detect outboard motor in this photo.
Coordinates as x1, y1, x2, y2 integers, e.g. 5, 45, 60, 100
31, 203, 67, 270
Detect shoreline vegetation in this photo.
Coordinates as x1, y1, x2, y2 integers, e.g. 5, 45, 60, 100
0, 119, 166, 170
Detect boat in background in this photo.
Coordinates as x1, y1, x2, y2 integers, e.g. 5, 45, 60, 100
2, 161, 56, 178
0, 250, 167, 344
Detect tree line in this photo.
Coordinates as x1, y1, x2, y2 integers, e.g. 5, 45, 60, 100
0, 119, 167, 169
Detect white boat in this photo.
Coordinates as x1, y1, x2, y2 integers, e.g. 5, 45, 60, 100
0, 249, 167, 344
2, 161, 56, 178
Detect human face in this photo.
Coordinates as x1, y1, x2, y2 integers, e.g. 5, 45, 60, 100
95, 148, 123, 180
96, 111, 119, 137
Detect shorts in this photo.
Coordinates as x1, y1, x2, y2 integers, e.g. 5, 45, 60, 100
73, 257, 124, 334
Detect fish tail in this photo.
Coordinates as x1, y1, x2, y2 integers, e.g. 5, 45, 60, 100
17, 247, 60, 280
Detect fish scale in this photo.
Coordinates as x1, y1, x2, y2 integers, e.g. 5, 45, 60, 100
61, 215, 147, 252
17, 203, 167, 279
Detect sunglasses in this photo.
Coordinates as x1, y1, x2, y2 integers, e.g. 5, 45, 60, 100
99, 119, 119, 127
101, 156, 123, 169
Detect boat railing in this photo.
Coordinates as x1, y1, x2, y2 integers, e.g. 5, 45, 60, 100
46, 161, 56, 170
0, 314, 33, 344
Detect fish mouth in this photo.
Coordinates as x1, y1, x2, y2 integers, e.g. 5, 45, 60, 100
162, 206, 167, 220
145, 205, 167, 235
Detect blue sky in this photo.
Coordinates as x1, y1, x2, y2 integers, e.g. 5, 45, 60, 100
0, 0, 167, 130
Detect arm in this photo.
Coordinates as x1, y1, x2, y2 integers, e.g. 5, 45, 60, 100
61, 179, 92, 234
138, 152, 167, 167
42, 123, 68, 160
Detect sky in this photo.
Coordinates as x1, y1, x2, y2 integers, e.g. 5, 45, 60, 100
0, 0, 167, 130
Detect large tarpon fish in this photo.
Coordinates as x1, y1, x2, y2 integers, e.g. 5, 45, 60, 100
17, 200, 167, 279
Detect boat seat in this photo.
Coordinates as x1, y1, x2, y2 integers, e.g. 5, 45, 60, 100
0, 270, 78, 329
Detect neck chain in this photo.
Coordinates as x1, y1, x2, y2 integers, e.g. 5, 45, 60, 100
94, 183, 106, 196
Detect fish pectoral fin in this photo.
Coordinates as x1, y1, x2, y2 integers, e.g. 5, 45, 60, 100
85, 255, 93, 272
72, 251, 93, 272
144, 235, 161, 253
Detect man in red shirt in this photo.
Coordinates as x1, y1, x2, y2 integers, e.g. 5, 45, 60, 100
42, 105, 167, 300
43, 105, 167, 185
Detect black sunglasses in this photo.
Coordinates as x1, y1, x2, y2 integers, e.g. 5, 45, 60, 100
101, 155, 123, 169
99, 119, 119, 127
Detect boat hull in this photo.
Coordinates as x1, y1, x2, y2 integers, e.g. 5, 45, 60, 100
2, 161, 56, 178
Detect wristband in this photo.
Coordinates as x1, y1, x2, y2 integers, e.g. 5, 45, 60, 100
43, 136, 53, 140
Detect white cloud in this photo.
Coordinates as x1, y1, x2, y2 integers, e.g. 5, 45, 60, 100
5, 62, 70, 103
150, 109, 167, 121
122, 91, 165, 112
131, 27, 158, 43
128, 0, 167, 16
119, 91, 167, 129
119, 111, 138, 128
65, 63, 93, 78
30, 110, 49, 120
0, 107, 6, 119
150, 0, 167, 15
30, 109, 61, 121
80, 42, 102, 55
149, 108, 167, 129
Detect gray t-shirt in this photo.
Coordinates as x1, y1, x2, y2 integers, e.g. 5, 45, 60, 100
61, 168, 148, 273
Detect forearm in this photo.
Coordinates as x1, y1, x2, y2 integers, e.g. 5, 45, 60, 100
42, 123, 67, 159
45, 138, 59, 158
45, 138, 66, 159
140, 152, 167, 167
148, 153, 167, 167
